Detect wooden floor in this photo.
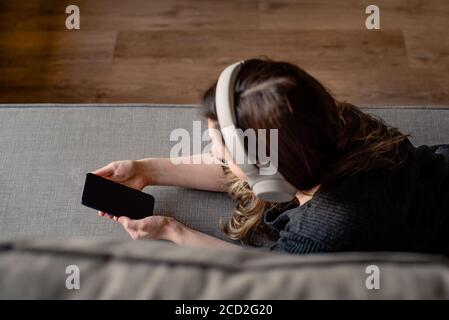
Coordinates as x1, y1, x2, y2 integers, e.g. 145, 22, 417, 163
0, 0, 448, 106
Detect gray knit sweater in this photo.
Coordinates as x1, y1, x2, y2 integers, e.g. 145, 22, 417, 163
264, 144, 449, 255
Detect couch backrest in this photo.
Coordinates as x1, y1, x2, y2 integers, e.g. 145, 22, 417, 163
1, 238, 449, 299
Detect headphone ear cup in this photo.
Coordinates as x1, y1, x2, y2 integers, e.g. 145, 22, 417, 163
246, 173, 298, 203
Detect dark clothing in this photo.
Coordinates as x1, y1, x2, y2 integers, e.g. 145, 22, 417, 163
264, 143, 449, 255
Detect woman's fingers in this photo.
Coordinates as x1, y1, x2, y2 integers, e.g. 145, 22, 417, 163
98, 211, 110, 218
98, 211, 133, 229
98, 211, 115, 220
92, 163, 115, 178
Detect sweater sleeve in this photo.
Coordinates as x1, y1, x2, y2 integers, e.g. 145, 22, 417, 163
270, 230, 329, 254
264, 205, 334, 254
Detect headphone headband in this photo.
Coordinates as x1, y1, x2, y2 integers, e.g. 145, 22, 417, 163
214, 61, 298, 202
215, 61, 244, 130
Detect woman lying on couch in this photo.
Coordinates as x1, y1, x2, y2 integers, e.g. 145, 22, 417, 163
94, 58, 449, 255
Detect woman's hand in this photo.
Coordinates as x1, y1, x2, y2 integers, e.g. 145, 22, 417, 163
113, 215, 177, 241
93, 159, 150, 190
111, 214, 239, 250
93, 159, 151, 218
92, 157, 238, 249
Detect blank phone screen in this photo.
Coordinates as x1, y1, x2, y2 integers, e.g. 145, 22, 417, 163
81, 173, 154, 219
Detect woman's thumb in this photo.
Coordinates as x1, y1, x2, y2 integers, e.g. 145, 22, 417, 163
92, 163, 114, 177
118, 216, 132, 228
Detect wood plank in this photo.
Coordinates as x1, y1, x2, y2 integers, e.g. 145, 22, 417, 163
0, 31, 116, 67
114, 30, 408, 70
2, 60, 448, 106
0, 60, 229, 103
315, 66, 449, 106
0, 64, 114, 103
404, 29, 449, 69
100, 63, 449, 105
0, 0, 259, 31
259, 0, 449, 31
260, 0, 366, 30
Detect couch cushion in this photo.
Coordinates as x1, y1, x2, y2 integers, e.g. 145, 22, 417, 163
1, 238, 449, 299
0, 104, 448, 242
0, 105, 237, 242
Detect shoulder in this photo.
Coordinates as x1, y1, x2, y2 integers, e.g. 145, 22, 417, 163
267, 190, 370, 254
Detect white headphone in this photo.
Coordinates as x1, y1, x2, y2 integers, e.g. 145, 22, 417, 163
215, 61, 298, 202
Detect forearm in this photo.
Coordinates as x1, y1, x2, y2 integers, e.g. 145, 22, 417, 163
164, 218, 240, 250
137, 154, 227, 192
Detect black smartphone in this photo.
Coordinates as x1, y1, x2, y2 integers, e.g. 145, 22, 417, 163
81, 173, 154, 219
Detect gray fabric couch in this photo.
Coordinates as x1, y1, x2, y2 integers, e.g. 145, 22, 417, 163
0, 104, 448, 299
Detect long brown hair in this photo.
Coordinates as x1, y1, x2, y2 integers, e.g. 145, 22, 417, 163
201, 58, 409, 243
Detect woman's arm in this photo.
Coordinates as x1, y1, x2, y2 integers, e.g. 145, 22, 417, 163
166, 218, 239, 249
138, 154, 227, 192
115, 215, 240, 250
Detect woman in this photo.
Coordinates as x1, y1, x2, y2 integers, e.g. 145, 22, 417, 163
95, 58, 449, 255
